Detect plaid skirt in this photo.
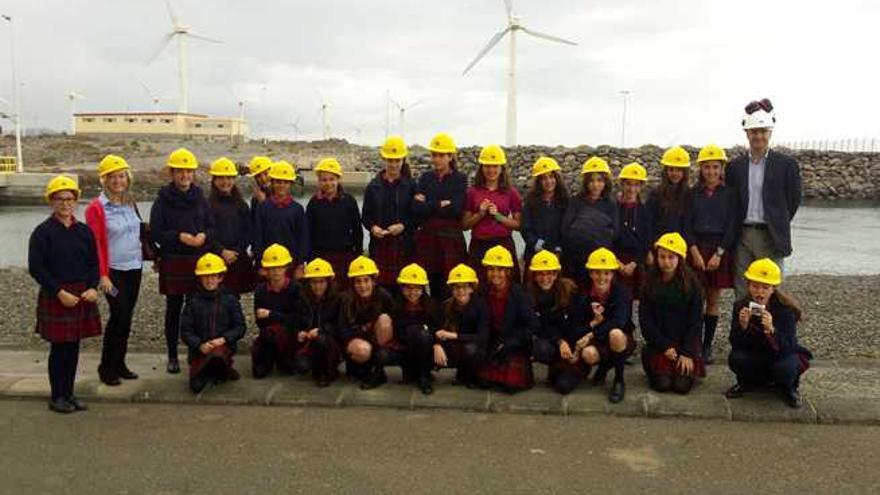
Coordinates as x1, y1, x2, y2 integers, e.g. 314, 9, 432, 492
35, 282, 101, 343
691, 234, 734, 290
296, 334, 343, 372
616, 250, 642, 300
641, 346, 706, 378
468, 236, 520, 281
478, 349, 534, 391
157, 253, 198, 296
415, 218, 467, 276
223, 255, 256, 294
587, 329, 637, 362
252, 323, 297, 370
369, 235, 411, 286
190, 344, 234, 378
314, 250, 355, 290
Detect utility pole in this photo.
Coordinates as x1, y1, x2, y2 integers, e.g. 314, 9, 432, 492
2, 14, 23, 172
619, 90, 631, 148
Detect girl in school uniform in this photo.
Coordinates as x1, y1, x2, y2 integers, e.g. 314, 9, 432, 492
412, 132, 468, 300
247, 155, 273, 215
294, 258, 344, 387
149, 148, 213, 374
646, 146, 691, 252
433, 264, 489, 388
84, 155, 143, 386
207, 157, 255, 295
253, 160, 310, 278
561, 157, 619, 288
476, 245, 537, 393
614, 162, 651, 298
524, 250, 588, 395
29, 175, 101, 413
687, 145, 737, 363
362, 136, 417, 293
639, 233, 705, 395
251, 244, 300, 378
339, 255, 396, 389
726, 258, 812, 409
180, 253, 246, 393
392, 263, 441, 395
570, 248, 635, 402
462, 145, 523, 280
521, 157, 569, 276
307, 158, 362, 290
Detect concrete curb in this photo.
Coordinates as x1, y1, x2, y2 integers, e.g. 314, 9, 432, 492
0, 351, 877, 425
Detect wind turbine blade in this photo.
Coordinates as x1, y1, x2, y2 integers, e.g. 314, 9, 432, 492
462, 28, 510, 75
389, 97, 403, 110
187, 32, 223, 43
164, 0, 180, 27
146, 32, 175, 65
409, 98, 427, 109
520, 27, 578, 46
503, 0, 513, 19
138, 80, 155, 97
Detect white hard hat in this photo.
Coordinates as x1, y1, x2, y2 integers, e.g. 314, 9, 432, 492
742, 109, 776, 130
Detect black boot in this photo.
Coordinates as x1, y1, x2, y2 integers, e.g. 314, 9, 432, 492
417, 373, 434, 395
702, 314, 719, 364
360, 363, 388, 390
48, 398, 75, 414
592, 362, 611, 386
725, 382, 747, 399
166, 357, 180, 374
607, 355, 626, 404
782, 387, 803, 409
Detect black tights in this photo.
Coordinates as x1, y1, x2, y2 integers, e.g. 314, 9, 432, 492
48, 341, 80, 400
164, 295, 184, 360
650, 374, 695, 394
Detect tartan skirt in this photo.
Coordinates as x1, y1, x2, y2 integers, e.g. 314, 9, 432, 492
296, 334, 343, 371
587, 329, 637, 362
189, 344, 234, 378
415, 218, 467, 276
691, 234, 734, 290
314, 250, 355, 289
468, 236, 520, 281
223, 255, 256, 294
35, 282, 101, 343
478, 349, 534, 391
157, 253, 198, 296
641, 346, 706, 378
616, 250, 642, 300
369, 235, 411, 286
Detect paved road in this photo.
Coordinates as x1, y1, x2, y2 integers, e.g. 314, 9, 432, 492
0, 401, 877, 495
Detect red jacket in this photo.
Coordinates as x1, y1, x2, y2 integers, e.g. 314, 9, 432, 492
84, 198, 110, 277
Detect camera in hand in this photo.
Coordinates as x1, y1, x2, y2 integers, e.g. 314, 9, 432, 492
749, 301, 765, 317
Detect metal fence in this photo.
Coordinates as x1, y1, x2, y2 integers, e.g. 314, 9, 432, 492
776, 138, 880, 152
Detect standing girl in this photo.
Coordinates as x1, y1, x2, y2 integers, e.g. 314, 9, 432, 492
646, 146, 691, 250
251, 244, 300, 378
561, 157, 619, 287
208, 157, 254, 295
413, 132, 468, 300
150, 148, 213, 374
463, 144, 523, 280
477, 245, 537, 393
433, 264, 489, 388
307, 157, 362, 290
687, 145, 736, 363
521, 157, 569, 275
29, 176, 101, 413
85, 155, 143, 386
247, 155, 273, 216
253, 160, 310, 277
639, 233, 705, 395
362, 136, 417, 292
392, 263, 441, 395
614, 162, 651, 298
295, 258, 344, 387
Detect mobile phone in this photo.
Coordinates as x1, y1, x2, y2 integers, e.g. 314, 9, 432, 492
749, 301, 765, 317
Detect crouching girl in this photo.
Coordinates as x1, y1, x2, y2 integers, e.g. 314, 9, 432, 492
251, 244, 300, 378
392, 263, 441, 394
294, 258, 344, 387
434, 264, 489, 388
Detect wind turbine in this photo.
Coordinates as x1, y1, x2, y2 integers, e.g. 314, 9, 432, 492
67, 91, 86, 135
316, 91, 332, 140
139, 81, 169, 111
146, 0, 221, 114
287, 116, 301, 141
389, 96, 425, 139
462, 0, 577, 146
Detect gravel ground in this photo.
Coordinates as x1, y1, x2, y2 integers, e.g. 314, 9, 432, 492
1, 267, 877, 360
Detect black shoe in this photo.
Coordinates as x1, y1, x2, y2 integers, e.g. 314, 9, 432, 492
725, 383, 747, 399
166, 358, 181, 374
315, 373, 332, 388
226, 367, 241, 382
703, 345, 715, 365
190, 376, 209, 394
608, 380, 625, 404
592, 365, 609, 386
359, 369, 387, 390
100, 374, 121, 386
783, 388, 803, 409
48, 398, 75, 414
417, 375, 434, 395
118, 367, 139, 380
67, 396, 88, 411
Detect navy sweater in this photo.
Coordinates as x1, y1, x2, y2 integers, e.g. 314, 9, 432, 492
339, 287, 395, 341
411, 169, 467, 222
392, 295, 443, 343
307, 193, 363, 256
729, 294, 813, 359
296, 288, 342, 339
639, 279, 703, 357
441, 296, 490, 352
253, 197, 310, 263
521, 197, 567, 258
686, 185, 737, 251
486, 284, 538, 354
570, 282, 633, 343
180, 289, 246, 356
561, 195, 619, 252
253, 278, 301, 331
28, 216, 100, 296
209, 193, 251, 255
646, 187, 690, 243
615, 200, 651, 262
149, 183, 214, 256
362, 172, 417, 235
530, 284, 587, 343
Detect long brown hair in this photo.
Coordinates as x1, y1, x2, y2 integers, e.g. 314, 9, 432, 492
527, 275, 577, 312
302, 276, 339, 305
737, 289, 803, 323
580, 172, 612, 199
382, 158, 412, 179
209, 179, 246, 208
643, 247, 701, 301
657, 168, 690, 216
474, 164, 512, 191
526, 171, 569, 212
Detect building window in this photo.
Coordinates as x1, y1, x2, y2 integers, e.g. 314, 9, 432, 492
161, 119, 172, 124
83, 118, 95, 123
217, 124, 225, 128
194, 123, 202, 128
126, 118, 136, 123
143, 118, 154, 123
103, 118, 116, 123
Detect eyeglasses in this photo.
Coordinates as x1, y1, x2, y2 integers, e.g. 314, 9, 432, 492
51, 196, 77, 204
745, 98, 773, 115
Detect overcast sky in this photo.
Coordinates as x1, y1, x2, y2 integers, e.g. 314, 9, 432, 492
1, 0, 878, 148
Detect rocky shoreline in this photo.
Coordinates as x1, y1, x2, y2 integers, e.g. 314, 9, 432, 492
1, 267, 877, 360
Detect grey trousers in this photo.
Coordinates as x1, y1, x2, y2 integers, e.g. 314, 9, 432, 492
734, 226, 785, 299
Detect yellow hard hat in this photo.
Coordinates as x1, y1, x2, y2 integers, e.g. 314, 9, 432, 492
744, 258, 782, 286
248, 156, 273, 177
482, 245, 514, 268
304, 258, 335, 279
268, 160, 297, 182
697, 144, 728, 164
261, 243, 293, 268
167, 148, 198, 169
209, 157, 239, 177
380, 136, 408, 160
44, 175, 81, 202
585, 247, 620, 270
447, 263, 478, 285
478, 144, 507, 166
660, 146, 691, 168
194, 252, 227, 276
529, 250, 562, 272
581, 156, 611, 176
618, 162, 648, 182
348, 255, 379, 278
97, 154, 129, 177
428, 132, 457, 154
531, 157, 561, 178
314, 157, 343, 177
654, 232, 688, 258
397, 263, 429, 286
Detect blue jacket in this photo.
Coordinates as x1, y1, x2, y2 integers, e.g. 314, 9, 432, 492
253, 197, 310, 263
